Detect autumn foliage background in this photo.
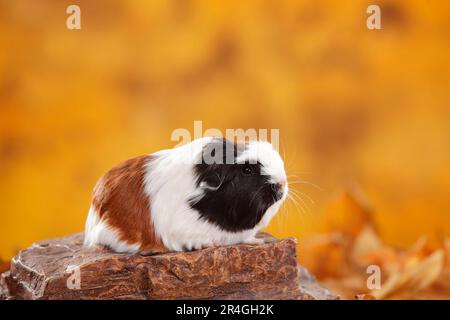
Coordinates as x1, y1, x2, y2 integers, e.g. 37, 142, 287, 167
1, 0, 450, 299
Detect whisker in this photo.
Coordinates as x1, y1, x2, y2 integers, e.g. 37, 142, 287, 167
288, 180, 323, 191
286, 194, 308, 225
289, 188, 315, 204
289, 190, 311, 213
287, 193, 306, 215
287, 172, 312, 178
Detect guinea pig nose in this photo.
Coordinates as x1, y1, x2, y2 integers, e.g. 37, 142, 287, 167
271, 183, 279, 191
275, 180, 287, 190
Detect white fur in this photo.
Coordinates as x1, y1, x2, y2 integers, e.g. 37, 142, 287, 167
84, 206, 140, 253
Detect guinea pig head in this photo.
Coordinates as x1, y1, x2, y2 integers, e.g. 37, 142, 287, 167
190, 138, 288, 232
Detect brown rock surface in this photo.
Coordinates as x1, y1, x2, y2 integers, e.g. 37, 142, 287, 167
0, 233, 337, 300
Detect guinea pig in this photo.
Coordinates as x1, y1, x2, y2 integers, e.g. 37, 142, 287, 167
84, 137, 288, 254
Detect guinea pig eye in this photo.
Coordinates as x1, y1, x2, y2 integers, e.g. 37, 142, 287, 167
241, 165, 253, 176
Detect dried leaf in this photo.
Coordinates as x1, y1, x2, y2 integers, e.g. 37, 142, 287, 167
444, 238, 450, 266
299, 233, 352, 279
352, 225, 383, 256
355, 293, 376, 300
322, 184, 375, 238
350, 225, 399, 275
403, 236, 435, 269
371, 250, 445, 299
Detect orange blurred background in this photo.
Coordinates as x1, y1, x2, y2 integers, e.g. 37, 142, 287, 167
1, 0, 449, 266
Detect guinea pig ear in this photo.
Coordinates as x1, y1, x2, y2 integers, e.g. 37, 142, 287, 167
195, 161, 226, 191
199, 169, 223, 191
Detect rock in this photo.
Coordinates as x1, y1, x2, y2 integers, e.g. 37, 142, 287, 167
0, 233, 337, 300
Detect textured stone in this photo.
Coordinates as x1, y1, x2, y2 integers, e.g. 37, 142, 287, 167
0, 233, 337, 300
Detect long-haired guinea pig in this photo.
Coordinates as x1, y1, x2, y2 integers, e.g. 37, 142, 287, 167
84, 137, 288, 254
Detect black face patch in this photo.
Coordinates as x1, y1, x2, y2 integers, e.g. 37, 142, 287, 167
189, 138, 282, 232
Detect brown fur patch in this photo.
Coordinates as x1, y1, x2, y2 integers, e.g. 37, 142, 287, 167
91, 155, 167, 253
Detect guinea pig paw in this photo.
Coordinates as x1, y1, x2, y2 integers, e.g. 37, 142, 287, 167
242, 237, 265, 245
139, 250, 165, 256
